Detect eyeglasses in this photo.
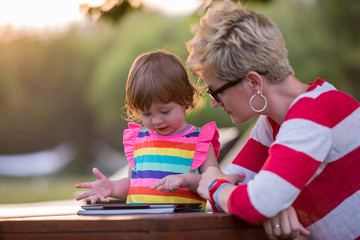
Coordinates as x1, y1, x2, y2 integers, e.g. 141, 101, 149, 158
206, 70, 268, 103
207, 77, 243, 103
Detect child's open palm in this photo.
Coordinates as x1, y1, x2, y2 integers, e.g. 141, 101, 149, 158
75, 168, 113, 204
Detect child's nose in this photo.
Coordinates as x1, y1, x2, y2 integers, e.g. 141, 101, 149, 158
152, 116, 163, 125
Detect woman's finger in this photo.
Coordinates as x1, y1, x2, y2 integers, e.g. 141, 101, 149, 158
272, 222, 282, 238
226, 173, 245, 184
279, 208, 293, 238
262, 220, 276, 240
299, 225, 311, 238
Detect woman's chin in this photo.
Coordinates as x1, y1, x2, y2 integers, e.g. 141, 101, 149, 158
231, 116, 250, 125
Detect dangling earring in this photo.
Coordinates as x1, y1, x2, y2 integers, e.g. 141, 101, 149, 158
249, 91, 267, 112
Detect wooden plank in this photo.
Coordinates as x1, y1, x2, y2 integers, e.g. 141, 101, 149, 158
1, 228, 267, 240
1, 213, 241, 233
0, 232, 149, 240
157, 228, 267, 240
0, 213, 267, 240
0, 216, 161, 233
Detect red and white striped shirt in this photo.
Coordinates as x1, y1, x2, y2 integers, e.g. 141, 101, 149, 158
225, 78, 360, 239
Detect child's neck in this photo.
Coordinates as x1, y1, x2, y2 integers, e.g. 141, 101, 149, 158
170, 124, 194, 135
152, 123, 194, 136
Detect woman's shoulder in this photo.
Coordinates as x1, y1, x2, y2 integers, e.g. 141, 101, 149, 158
286, 79, 359, 127
291, 79, 353, 108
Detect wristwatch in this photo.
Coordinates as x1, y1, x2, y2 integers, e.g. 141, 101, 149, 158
208, 179, 231, 203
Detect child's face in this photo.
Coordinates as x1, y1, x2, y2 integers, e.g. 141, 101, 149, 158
139, 102, 187, 136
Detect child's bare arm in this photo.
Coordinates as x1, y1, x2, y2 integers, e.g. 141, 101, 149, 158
151, 145, 219, 193
109, 165, 132, 198
199, 145, 219, 173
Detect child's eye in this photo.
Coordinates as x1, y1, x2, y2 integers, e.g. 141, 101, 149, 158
161, 110, 170, 114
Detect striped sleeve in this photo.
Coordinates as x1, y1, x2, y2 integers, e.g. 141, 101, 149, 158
228, 79, 360, 234
228, 94, 333, 224
225, 115, 273, 183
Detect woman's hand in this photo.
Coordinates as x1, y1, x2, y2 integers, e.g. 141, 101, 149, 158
75, 167, 113, 204
262, 207, 311, 240
197, 166, 244, 200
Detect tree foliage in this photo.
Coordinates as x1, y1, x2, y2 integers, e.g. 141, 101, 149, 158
83, 0, 272, 24
0, 0, 359, 174
84, 0, 360, 100
318, 0, 360, 100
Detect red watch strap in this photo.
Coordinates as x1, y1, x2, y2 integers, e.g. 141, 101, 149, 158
208, 179, 231, 203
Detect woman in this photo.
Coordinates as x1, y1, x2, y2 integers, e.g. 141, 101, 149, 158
186, 1, 360, 239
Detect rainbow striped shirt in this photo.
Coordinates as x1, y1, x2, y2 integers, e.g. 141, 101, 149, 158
123, 122, 220, 211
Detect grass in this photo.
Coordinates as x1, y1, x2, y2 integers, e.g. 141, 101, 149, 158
0, 173, 91, 204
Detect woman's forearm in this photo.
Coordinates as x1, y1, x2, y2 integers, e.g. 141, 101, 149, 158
217, 185, 237, 213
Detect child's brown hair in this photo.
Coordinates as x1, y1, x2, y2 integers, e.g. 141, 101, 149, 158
124, 50, 201, 122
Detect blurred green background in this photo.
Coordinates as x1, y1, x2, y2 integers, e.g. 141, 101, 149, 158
0, 0, 359, 204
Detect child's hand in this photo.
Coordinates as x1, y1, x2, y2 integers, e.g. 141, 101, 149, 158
75, 167, 113, 204
151, 174, 185, 193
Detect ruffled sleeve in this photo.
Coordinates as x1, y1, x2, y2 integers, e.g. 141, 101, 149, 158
191, 121, 220, 171
123, 122, 143, 168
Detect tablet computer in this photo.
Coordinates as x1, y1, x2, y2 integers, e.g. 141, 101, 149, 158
77, 203, 202, 215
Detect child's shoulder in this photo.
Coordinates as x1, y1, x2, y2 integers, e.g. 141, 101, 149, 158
127, 122, 144, 130
183, 121, 218, 139
123, 122, 147, 142
196, 121, 218, 134
200, 121, 217, 130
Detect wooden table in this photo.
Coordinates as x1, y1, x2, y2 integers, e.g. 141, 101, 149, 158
0, 201, 267, 240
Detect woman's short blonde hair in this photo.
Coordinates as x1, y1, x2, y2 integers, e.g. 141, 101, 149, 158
124, 50, 200, 122
186, 0, 293, 83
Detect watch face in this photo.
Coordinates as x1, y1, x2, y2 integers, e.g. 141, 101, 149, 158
208, 179, 217, 190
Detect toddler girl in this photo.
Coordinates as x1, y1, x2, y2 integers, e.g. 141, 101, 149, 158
76, 50, 220, 211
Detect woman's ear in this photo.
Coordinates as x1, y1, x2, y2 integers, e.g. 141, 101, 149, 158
245, 71, 264, 92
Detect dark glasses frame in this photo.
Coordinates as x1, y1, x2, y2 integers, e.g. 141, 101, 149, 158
207, 70, 268, 103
